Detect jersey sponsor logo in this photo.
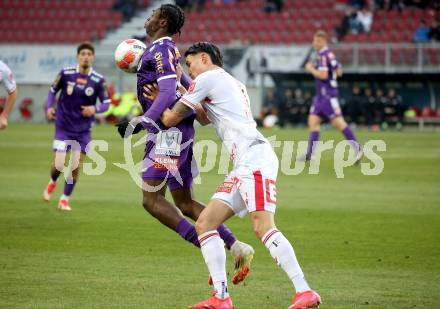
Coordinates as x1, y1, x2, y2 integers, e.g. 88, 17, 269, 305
76, 78, 87, 85
155, 52, 164, 74
188, 82, 196, 93
66, 81, 75, 95
91, 76, 100, 83
85, 87, 94, 96
216, 181, 234, 193
155, 130, 182, 156
152, 156, 179, 171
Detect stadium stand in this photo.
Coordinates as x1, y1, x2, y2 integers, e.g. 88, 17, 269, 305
176, 0, 346, 45
0, 0, 150, 43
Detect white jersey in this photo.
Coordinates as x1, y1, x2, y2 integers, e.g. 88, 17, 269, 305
181, 68, 276, 168
0, 60, 16, 94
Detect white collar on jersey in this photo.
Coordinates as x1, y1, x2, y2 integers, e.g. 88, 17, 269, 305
152, 36, 173, 44
76, 65, 93, 76
319, 46, 329, 54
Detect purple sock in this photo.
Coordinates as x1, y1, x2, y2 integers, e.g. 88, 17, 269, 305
306, 131, 320, 159
342, 126, 360, 153
217, 224, 237, 250
63, 180, 77, 196
176, 218, 200, 247
50, 169, 61, 182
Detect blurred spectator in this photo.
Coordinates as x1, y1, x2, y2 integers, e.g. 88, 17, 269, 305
413, 19, 430, 42
258, 88, 279, 127
429, 20, 440, 41
246, 51, 258, 86
348, 0, 365, 9
336, 8, 358, 40
346, 85, 363, 124
386, 0, 405, 10
96, 85, 141, 124
113, 0, 137, 21
264, 0, 283, 13
356, 7, 373, 32
375, 88, 388, 129
279, 88, 308, 127
383, 88, 405, 129
361, 87, 376, 127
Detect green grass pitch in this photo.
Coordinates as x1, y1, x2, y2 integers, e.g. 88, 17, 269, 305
0, 124, 439, 308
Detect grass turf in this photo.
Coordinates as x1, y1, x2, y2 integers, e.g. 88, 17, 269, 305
0, 124, 439, 308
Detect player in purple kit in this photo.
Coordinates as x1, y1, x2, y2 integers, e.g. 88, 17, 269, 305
116, 4, 254, 284
43, 43, 110, 211
304, 31, 361, 161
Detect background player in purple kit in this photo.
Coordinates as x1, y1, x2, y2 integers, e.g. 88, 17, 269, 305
304, 31, 361, 161
116, 4, 254, 284
43, 43, 110, 211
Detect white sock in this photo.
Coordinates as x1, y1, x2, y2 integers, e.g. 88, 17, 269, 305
60, 194, 69, 201
48, 179, 56, 185
198, 230, 229, 299
262, 228, 310, 292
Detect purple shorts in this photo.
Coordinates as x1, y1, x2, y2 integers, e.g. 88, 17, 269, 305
53, 127, 91, 153
310, 96, 342, 120
142, 139, 199, 192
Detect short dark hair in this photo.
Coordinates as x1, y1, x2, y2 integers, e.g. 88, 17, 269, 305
314, 30, 327, 40
184, 42, 223, 67
77, 42, 95, 55
159, 4, 185, 36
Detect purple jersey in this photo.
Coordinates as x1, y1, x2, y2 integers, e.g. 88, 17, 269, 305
137, 36, 195, 131
314, 47, 340, 98
136, 36, 197, 188
51, 66, 110, 133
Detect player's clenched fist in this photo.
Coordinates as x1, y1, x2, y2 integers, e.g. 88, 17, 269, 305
46, 107, 56, 120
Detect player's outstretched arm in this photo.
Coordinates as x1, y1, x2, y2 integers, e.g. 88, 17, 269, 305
161, 101, 193, 127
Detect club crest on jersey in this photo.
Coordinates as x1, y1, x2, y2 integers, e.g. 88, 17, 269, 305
66, 82, 75, 95
85, 87, 94, 96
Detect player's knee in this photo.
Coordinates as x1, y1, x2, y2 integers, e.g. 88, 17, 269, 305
252, 218, 274, 239
195, 217, 210, 234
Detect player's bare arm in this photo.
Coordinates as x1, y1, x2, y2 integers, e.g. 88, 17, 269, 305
194, 103, 210, 126
161, 101, 192, 127
143, 83, 209, 126
305, 61, 328, 80
337, 67, 343, 77
0, 88, 17, 130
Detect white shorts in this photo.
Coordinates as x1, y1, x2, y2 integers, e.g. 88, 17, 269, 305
212, 147, 278, 218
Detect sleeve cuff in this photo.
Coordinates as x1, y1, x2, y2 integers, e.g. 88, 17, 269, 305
157, 74, 177, 82
180, 97, 196, 111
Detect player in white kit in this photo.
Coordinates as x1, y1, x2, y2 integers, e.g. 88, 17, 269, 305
0, 60, 18, 130
155, 42, 321, 309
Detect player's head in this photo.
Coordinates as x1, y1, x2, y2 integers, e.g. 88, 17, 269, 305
76, 42, 95, 68
184, 42, 223, 79
145, 4, 185, 38
312, 30, 327, 51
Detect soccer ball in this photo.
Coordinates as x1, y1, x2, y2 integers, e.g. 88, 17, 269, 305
114, 39, 146, 73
